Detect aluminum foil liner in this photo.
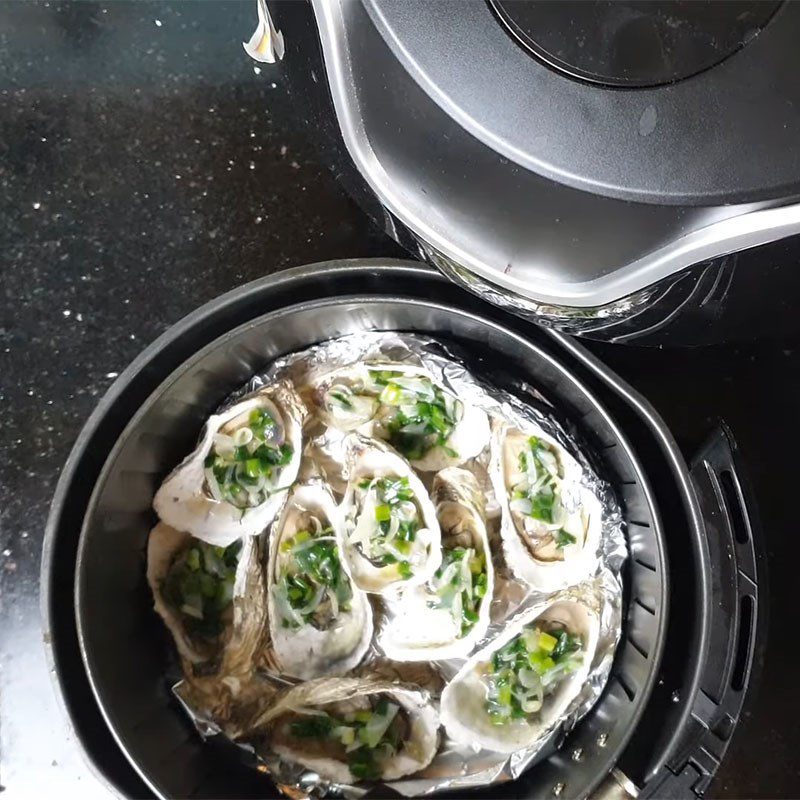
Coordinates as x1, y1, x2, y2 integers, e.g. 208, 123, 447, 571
171, 332, 627, 799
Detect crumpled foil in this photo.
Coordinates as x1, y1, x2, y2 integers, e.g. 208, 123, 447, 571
172, 332, 627, 799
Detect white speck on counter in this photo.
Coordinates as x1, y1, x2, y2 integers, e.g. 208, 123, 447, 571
62, 309, 71, 317
154, 19, 162, 27
75, 312, 83, 322
253, 66, 261, 75
270, 82, 276, 89
290, 161, 300, 169
280, 145, 287, 156
249, 161, 255, 170
105, 372, 119, 379
255, 216, 263, 224
3, 549, 11, 557
175, 174, 181, 179
32, 201, 41, 210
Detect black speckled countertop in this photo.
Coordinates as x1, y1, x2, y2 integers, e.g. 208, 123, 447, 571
1, 2, 798, 798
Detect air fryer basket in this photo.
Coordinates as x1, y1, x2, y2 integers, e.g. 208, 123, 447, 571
74, 299, 665, 799
43, 261, 761, 799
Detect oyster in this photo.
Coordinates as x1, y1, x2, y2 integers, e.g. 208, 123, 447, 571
153, 381, 306, 546
267, 482, 373, 680
312, 363, 489, 471
380, 467, 494, 661
146, 522, 266, 678
248, 676, 439, 783
491, 423, 601, 591
339, 439, 441, 594
441, 598, 599, 754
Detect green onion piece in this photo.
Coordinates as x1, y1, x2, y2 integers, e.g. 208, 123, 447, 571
290, 715, 334, 738
528, 650, 556, 674
348, 749, 380, 781
186, 548, 201, 571
554, 529, 577, 548
463, 608, 479, 624
537, 631, 558, 654
379, 384, 402, 405
329, 391, 353, 409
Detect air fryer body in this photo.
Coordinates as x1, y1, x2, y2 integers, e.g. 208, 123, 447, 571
269, 0, 800, 345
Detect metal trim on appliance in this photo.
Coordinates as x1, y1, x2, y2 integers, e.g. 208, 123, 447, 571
307, 0, 800, 309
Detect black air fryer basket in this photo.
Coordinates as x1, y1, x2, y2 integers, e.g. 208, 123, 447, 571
42, 261, 764, 799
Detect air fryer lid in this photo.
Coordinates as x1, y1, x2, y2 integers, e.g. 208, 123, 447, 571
360, 0, 800, 205
300, 0, 800, 310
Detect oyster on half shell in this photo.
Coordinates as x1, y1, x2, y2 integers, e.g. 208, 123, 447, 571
311, 362, 489, 472
267, 482, 373, 680
380, 467, 494, 661
153, 381, 306, 546
248, 676, 439, 784
146, 522, 266, 679
441, 598, 599, 754
491, 421, 601, 591
339, 438, 441, 594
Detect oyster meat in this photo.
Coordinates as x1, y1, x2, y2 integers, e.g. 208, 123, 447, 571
339, 439, 441, 594
491, 423, 601, 591
313, 363, 489, 471
146, 522, 266, 678
268, 482, 373, 680
153, 381, 306, 545
248, 676, 439, 783
380, 467, 494, 661
441, 598, 599, 754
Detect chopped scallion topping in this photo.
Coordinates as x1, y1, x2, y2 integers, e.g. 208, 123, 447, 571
163, 539, 241, 638
287, 698, 404, 782
275, 525, 352, 629
350, 477, 420, 577
204, 407, 292, 509
485, 623, 583, 725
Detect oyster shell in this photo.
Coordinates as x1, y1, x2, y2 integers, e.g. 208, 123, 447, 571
491, 422, 601, 591
312, 363, 489, 471
380, 467, 494, 661
267, 482, 373, 680
248, 676, 439, 783
153, 381, 306, 546
441, 598, 599, 754
339, 438, 441, 594
146, 522, 266, 678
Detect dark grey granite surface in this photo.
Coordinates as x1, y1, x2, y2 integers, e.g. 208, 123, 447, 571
0, 2, 797, 798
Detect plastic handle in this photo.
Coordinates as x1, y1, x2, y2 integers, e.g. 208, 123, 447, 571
640, 424, 764, 798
